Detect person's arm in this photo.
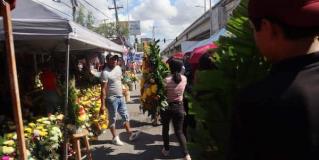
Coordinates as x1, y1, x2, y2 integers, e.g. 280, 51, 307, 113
100, 81, 108, 115
99, 70, 108, 115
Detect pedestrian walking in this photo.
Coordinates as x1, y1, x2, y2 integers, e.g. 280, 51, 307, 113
230, 0, 319, 159
161, 58, 191, 160
99, 53, 140, 146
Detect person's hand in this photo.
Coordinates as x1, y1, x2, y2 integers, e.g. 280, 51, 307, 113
99, 106, 105, 115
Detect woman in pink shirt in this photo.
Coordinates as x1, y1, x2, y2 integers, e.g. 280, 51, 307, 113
161, 58, 191, 160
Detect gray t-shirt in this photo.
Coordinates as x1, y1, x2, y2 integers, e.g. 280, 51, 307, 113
100, 65, 123, 97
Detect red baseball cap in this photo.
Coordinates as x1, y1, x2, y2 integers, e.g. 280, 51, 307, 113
248, 0, 319, 27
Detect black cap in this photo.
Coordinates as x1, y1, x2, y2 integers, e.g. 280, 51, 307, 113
106, 53, 119, 60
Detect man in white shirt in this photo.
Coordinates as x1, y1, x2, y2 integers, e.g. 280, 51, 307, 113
100, 53, 139, 145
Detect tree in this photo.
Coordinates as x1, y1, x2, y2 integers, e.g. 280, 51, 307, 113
86, 11, 95, 30
75, 6, 85, 26
95, 22, 129, 39
94, 22, 118, 39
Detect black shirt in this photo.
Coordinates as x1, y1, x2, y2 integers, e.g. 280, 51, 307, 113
230, 53, 319, 160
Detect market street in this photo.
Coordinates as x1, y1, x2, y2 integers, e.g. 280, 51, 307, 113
91, 83, 187, 160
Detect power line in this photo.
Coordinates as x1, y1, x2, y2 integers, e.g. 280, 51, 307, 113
60, 1, 72, 9
34, 0, 72, 18
80, 0, 111, 19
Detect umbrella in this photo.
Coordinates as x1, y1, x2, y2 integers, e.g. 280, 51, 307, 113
189, 43, 217, 64
171, 52, 184, 59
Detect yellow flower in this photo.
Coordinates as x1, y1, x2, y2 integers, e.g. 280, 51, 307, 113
100, 115, 106, 120
78, 115, 87, 122
3, 140, 15, 146
2, 146, 15, 154
36, 126, 44, 130
24, 133, 31, 138
145, 88, 151, 96
151, 84, 158, 93
101, 124, 108, 129
40, 131, 48, 137
28, 123, 36, 128
94, 107, 100, 112
24, 127, 32, 133
5, 133, 14, 139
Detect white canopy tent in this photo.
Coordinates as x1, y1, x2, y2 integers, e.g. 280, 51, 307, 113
0, 2, 124, 157
0, 0, 124, 53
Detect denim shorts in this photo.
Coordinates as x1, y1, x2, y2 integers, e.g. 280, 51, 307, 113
107, 96, 129, 127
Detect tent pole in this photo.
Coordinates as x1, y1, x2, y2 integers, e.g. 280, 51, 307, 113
1, 1, 27, 159
63, 36, 70, 160
33, 53, 37, 73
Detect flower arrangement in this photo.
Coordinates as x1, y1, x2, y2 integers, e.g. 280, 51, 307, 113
27, 114, 64, 160
77, 85, 108, 138
122, 71, 139, 91
140, 40, 169, 120
0, 114, 64, 160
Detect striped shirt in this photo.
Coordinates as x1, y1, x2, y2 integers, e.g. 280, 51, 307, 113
164, 74, 187, 102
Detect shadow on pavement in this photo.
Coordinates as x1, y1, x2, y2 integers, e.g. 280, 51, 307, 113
126, 98, 140, 104
130, 95, 140, 99
115, 119, 152, 129
102, 145, 183, 160
90, 140, 112, 145
130, 119, 152, 128
91, 146, 115, 159
92, 125, 183, 159
102, 131, 184, 160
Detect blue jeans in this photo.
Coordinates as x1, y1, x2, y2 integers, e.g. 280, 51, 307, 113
107, 96, 129, 128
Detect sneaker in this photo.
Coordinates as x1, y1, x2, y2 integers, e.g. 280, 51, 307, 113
129, 130, 141, 141
161, 148, 170, 156
184, 154, 191, 160
112, 136, 124, 146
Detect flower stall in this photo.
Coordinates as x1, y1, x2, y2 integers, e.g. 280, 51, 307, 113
122, 71, 139, 102
76, 85, 109, 138
0, 114, 64, 160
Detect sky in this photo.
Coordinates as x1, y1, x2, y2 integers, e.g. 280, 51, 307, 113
37, 0, 220, 49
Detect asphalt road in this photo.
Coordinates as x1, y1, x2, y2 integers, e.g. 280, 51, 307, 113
91, 83, 185, 160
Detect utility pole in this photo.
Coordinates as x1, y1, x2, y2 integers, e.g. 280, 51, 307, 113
70, 0, 78, 21
209, 0, 212, 36
109, 0, 123, 34
204, 0, 207, 12
127, 0, 130, 38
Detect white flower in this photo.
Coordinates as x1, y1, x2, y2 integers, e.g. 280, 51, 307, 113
33, 129, 40, 137
42, 121, 51, 125
49, 115, 56, 121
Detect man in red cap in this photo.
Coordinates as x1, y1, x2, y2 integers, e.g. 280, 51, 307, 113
230, 0, 319, 159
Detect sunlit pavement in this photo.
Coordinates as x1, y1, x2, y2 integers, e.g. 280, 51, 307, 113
91, 81, 186, 160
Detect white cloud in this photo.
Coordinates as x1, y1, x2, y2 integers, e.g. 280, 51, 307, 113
131, 0, 177, 20
37, 0, 222, 49
140, 20, 154, 37
168, 0, 205, 25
